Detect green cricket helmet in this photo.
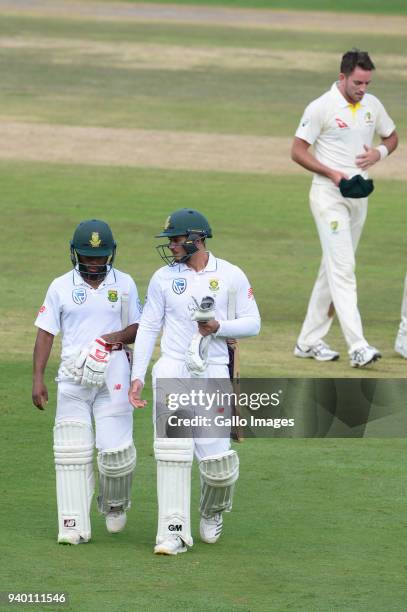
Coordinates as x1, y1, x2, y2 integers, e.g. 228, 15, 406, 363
156, 208, 212, 266
70, 219, 116, 281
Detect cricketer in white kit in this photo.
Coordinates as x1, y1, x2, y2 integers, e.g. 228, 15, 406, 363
395, 274, 407, 359
129, 208, 261, 555
32, 219, 141, 544
291, 49, 398, 368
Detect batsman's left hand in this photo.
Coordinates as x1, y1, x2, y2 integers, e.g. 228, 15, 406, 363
81, 337, 121, 388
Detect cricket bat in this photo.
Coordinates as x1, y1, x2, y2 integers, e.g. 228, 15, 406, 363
227, 289, 243, 442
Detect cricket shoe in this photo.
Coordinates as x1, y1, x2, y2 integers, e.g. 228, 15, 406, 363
154, 535, 187, 556
200, 513, 223, 544
394, 338, 407, 359
58, 531, 84, 545
106, 507, 127, 534
350, 346, 381, 368
294, 341, 339, 362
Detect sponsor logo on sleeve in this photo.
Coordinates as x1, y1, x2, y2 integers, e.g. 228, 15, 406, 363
248, 287, 254, 299
38, 305, 46, 314
172, 278, 187, 295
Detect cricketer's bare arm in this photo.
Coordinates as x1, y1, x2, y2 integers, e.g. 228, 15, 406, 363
291, 137, 348, 186
355, 130, 398, 170
32, 329, 54, 410
100, 323, 139, 346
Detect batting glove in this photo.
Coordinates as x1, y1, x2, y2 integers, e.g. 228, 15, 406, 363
81, 338, 122, 388
60, 348, 89, 383
185, 333, 211, 377
190, 296, 215, 322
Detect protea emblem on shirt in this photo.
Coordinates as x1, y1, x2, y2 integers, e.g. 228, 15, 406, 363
89, 232, 101, 248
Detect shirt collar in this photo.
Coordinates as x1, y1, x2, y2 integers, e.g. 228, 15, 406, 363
176, 251, 218, 273
331, 81, 366, 109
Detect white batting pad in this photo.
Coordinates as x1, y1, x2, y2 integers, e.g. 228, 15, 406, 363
97, 443, 137, 514
199, 450, 239, 519
154, 438, 194, 547
53, 420, 95, 543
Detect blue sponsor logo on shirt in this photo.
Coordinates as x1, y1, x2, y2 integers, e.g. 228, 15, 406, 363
172, 278, 187, 295
72, 287, 87, 305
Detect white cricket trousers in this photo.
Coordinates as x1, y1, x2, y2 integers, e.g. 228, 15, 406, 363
55, 352, 133, 451
396, 273, 407, 338
55, 382, 133, 451
297, 181, 369, 353
152, 355, 231, 461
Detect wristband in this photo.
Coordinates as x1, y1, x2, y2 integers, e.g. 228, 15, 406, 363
375, 144, 389, 160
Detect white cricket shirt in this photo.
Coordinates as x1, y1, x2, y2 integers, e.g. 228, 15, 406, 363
296, 82, 396, 185
131, 252, 261, 383
35, 268, 141, 371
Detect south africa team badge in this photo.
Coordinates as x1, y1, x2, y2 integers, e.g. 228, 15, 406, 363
108, 290, 118, 302
209, 279, 219, 292
72, 288, 87, 305
172, 278, 187, 294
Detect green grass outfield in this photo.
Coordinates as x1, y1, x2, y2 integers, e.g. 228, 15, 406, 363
1, 372, 407, 611
109, 0, 407, 16
1, 14, 406, 136
1, 2, 407, 610
3, 162, 407, 378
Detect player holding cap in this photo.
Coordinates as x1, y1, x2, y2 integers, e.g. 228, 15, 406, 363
291, 49, 398, 368
129, 208, 261, 555
32, 219, 141, 544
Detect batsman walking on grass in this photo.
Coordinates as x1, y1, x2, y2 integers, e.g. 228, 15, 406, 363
32, 220, 141, 544
128, 208, 260, 555
291, 49, 398, 368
